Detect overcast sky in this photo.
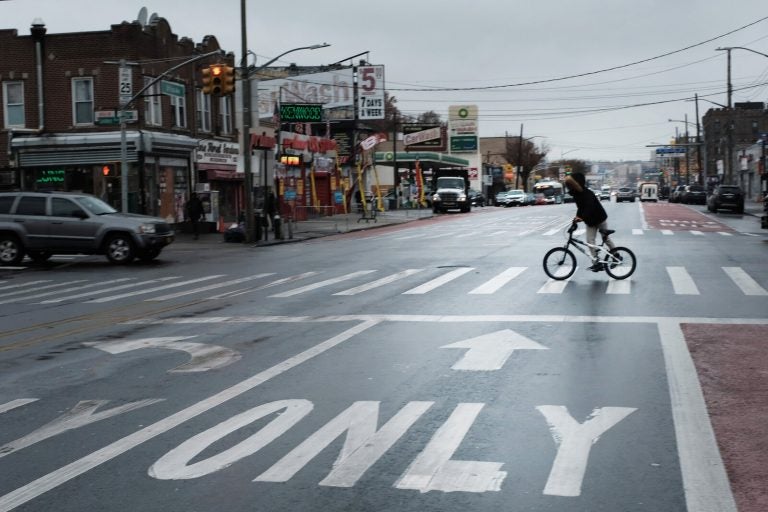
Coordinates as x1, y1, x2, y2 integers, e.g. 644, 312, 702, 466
2, 0, 768, 162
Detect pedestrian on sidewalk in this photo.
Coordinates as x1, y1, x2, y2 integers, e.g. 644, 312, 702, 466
185, 192, 204, 240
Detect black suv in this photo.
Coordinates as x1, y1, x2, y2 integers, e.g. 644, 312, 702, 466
707, 185, 744, 213
0, 191, 174, 265
681, 184, 706, 205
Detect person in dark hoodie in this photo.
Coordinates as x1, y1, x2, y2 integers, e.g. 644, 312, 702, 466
564, 172, 616, 271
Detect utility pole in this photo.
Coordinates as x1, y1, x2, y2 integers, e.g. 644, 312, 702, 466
240, 0, 255, 242
516, 124, 523, 191
695, 94, 703, 184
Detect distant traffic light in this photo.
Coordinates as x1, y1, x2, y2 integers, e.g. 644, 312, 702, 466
220, 65, 235, 95
102, 164, 114, 176
202, 65, 213, 95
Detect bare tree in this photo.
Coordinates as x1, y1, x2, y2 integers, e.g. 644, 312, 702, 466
503, 138, 549, 191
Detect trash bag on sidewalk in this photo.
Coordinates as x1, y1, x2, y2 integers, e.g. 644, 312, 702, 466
223, 222, 245, 243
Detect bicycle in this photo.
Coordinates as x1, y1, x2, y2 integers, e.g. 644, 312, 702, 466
543, 221, 636, 280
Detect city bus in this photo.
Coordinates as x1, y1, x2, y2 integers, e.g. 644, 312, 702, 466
533, 180, 564, 204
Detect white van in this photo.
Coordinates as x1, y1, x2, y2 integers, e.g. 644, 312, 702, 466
639, 182, 658, 202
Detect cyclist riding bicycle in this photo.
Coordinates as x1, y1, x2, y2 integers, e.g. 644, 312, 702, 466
564, 172, 616, 271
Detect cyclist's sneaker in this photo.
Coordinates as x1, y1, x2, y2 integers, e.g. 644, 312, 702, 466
588, 262, 604, 272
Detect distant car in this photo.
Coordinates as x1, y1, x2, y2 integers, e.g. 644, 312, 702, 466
669, 185, 686, 203
616, 187, 635, 203
681, 184, 706, 205
494, 191, 509, 206
468, 189, 486, 207
599, 186, 611, 201
639, 182, 659, 202
562, 191, 574, 203
503, 189, 527, 207
707, 185, 744, 213
534, 193, 548, 205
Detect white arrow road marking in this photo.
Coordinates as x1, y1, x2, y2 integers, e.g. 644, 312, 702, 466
0, 399, 38, 415
442, 329, 548, 371
84, 337, 241, 373
0, 399, 163, 459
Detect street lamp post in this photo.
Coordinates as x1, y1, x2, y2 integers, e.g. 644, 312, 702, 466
239, 1, 328, 243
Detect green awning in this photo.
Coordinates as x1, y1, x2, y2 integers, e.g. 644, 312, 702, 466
374, 151, 469, 167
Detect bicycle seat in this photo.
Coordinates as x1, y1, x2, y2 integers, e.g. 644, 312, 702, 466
600, 228, 615, 236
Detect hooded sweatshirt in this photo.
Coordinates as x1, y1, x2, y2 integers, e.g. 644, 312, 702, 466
564, 174, 607, 226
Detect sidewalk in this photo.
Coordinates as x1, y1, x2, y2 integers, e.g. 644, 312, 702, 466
171, 208, 435, 248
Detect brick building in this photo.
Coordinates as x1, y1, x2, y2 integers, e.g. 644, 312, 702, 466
702, 102, 768, 198
0, 13, 240, 224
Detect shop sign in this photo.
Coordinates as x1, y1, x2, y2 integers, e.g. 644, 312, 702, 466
280, 104, 323, 123
403, 124, 444, 150
36, 169, 65, 185
195, 140, 239, 166
450, 135, 478, 152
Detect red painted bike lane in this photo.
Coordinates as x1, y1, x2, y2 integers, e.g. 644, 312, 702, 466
683, 324, 768, 512
642, 202, 736, 232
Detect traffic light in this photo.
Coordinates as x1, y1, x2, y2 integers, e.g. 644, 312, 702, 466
202, 64, 224, 95
102, 164, 114, 176
220, 65, 235, 95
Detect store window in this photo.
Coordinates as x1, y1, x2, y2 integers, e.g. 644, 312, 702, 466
196, 90, 211, 132
3, 81, 25, 127
72, 78, 94, 125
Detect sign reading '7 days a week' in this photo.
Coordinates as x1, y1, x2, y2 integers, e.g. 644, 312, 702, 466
280, 104, 324, 123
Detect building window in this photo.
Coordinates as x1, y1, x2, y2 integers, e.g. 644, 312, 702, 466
219, 96, 232, 135
171, 94, 186, 128
3, 81, 25, 127
196, 90, 211, 132
72, 78, 94, 125
144, 77, 162, 126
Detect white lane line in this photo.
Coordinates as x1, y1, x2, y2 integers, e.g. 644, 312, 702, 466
690, 230, 704, 236
402, 267, 474, 295
717, 231, 733, 236
0, 399, 38, 415
0, 320, 380, 512
0, 280, 87, 302
334, 269, 424, 296
469, 267, 527, 294
632, 229, 644, 235
666, 267, 700, 295
606, 278, 632, 294
148, 274, 275, 301
661, 230, 674, 235
722, 267, 768, 296
86, 276, 225, 303
270, 270, 377, 298
537, 279, 569, 294
39, 277, 180, 304
0, 278, 134, 305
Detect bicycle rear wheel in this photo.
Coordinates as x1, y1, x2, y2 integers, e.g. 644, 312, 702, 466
543, 247, 576, 280
604, 247, 636, 280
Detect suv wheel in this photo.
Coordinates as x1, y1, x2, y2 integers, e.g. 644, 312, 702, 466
105, 234, 135, 264
0, 234, 25, 266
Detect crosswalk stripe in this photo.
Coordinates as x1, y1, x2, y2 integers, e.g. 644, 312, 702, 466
0, 280, 87, 302
0, 278, 133, 305
537, 279, 568, 294
207, 271, 320, 299
690, 230, 704, 236
717, 232, 733, 236
469, 267, 526, 294
661, 230, 674, 235
722, 267, 768, 296
403, 267, 474, 294
334, 269, 424, 296
148, 274, 275, 301
666, 266, 700, 295
38, 277, 180, 303
269, 270, 377, 298
86, 275, 225, 303
632, 229, 644, 235
606, 278, 632, 294
0, 280, 52, 291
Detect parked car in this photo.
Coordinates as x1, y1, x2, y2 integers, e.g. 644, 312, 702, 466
0, 191, 175, 265
494, 191, 509, 206
707, 185, 744, 213
639, 182, 659, 202
616, 187, 635, 203
503, 189, 527, 207
669, 185, 687, 203
681, 184, 706, 205
468, 189, 486, 207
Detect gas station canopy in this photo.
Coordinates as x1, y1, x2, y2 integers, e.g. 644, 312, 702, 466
374, 151, 469, 168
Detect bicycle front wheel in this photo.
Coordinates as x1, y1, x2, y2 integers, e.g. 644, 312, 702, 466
604, 247, 636, 280
543, 247, 577, 280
